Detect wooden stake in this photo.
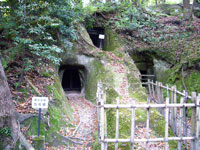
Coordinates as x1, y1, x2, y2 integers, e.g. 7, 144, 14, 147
100, 95, 105, 150
131, 98, 136, 150
146, 97, 150, 150
171, 86, 175, 133
183, 90, 188, 149
165, 97, 169, 150
160, 82, 165, 116
195, 94, 200, 150
178, 97, 184, 150
166, 84, 169, 98
173, 86, 177, 135
115, 98, 119, 150
191, 92, 197, 149
152, 80, 155, 100
148, 79, 152, 100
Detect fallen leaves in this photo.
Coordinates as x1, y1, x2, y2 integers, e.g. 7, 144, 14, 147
55, 93, 97, 150
6, 61, 55, 114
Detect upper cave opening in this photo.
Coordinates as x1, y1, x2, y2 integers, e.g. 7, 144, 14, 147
59, 65, 87, 93
87, 27, 105, 50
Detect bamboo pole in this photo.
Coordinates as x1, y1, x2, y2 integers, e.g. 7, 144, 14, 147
171, 86, 175, 133
150, 82, 192, 99
178, 97, 184, 150
160, 82, 165, 115
101, 95, 105, 150
104, 137, 195, 143
115, 98, 119, 150
173, 86, 177, 135
97, 84, 101, 143
131, 98, 136, 150
183, 90, 188, 149
104, 92, 107, 150
103, 103, 196, 109
146, 97, 150, 150
165, 97, 169, 150
156, 81, 160, 104
195, 94, 200, 150
191, 92, 197, 149
151, 80, 155, 100
166, 84, 169, 98
160, 83, 164, 103
148, 79, 152, 99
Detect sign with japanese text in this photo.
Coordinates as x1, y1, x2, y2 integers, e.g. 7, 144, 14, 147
99, 34, 105, 39
32, 97, 49, 109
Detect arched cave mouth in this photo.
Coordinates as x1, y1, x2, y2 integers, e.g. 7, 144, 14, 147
87, 27, 105, 50
59, 65, 87, 93
131, 53, 155, 85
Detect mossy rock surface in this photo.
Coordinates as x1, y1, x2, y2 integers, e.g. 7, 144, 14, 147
23, 73, 73, 146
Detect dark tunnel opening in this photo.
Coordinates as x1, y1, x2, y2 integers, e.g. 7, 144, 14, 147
62, 69, 81, 91
131, 53, 155, 86
59, 65, 87, 93
87, 27, 105, 50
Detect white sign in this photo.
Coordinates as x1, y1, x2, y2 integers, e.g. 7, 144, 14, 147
32, 97, 49, 109
99, 34, 105, 39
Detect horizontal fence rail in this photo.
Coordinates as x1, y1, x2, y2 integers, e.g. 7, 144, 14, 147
100, 103, 196, 109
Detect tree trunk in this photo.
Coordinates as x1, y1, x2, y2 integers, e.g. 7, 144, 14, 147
0, 59, 15, 119
183, 0, 192, 20
0, 59, 34, 150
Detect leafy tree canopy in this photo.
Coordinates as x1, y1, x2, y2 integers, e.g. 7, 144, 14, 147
0, 0, 79, 67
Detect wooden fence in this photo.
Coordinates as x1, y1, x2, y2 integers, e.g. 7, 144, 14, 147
96, 80, 200, 150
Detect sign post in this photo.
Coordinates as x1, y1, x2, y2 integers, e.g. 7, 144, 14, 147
38, 108, 41, 136
99, 34, 105, 49
32, 97, 49, 136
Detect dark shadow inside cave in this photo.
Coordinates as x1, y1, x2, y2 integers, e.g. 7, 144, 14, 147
87, 27, 105, 50
131, 53, 155, 85
59, 65, 87, 93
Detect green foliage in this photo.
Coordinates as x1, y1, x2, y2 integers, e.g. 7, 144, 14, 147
0, 0, 78, 65
0, 127, 11, 136
116, 6, 156, 30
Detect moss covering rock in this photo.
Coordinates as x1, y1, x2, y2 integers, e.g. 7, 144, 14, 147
22, 71, 73, 147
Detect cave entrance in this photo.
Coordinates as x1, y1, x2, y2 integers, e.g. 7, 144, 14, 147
131, 53, 155, 85
59, 65, 87, 93
87, 27, 105, 50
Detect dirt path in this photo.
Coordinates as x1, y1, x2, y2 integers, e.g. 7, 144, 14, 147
65, 92, 98, 150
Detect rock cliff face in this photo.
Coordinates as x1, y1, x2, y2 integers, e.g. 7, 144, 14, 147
60, 24, 147, 104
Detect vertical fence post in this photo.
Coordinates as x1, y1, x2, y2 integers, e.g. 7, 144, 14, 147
178, 97, 184, 150
100, 92, 105, 150
148, 79, 152, 100
160, 82, 164, 103
166, 84, 169, 98
160, 82, 165, 116
165, 97, 169, 150
146, 97, 150, 150
195, 94, 200, 150
104, 91, 107, 150
151, 80, 155, 100
191, 92, 197, 149
171, 86, 175, 133
115, 98, 119, 150
97, 83, 101, 143
156, 81, 160, 103
183, 90, 188, 149
173, 86, 177, 135
131, 98, 136, 150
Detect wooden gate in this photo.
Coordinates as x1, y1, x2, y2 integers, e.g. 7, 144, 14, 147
96, 81, 200, 150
